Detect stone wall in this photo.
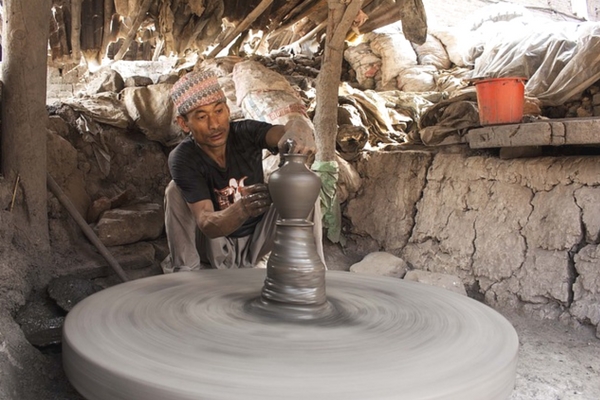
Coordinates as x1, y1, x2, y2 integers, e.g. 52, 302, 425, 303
345, 147, 600, 335
46, 66, 86, 105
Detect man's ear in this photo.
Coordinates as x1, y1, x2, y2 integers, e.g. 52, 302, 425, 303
176, 115, 190, 133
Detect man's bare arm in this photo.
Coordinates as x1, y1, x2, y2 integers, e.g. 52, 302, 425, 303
187, 184, 271, 238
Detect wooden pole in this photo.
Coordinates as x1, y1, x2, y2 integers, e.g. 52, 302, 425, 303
1, 0, 52, 248
99, 0, 115, 60
71, 0, 82, 62
313, 0, 362, 162
114, 0, 153, 61
47, 174, 130, 282
208, 0, 273, 58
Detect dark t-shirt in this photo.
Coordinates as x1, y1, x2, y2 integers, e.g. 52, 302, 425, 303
168, 120, 277, 238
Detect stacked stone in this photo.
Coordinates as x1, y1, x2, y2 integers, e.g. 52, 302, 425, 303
572, 81, 599, 118
593, 86, 600, 117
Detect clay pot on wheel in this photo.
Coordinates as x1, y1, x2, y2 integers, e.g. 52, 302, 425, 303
268, 153, 321, 221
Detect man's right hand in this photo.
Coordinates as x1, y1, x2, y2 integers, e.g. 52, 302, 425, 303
240, 184, 271, 217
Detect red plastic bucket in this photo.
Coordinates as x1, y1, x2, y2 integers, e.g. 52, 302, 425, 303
474, 77, 525, 126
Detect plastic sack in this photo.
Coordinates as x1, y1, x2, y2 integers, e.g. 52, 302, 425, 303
121, 83, 184, 147
368, 32, 418, 86
232, 60, 310, 127
232, 60, 300, 106
397, 65, 438, 92
412, 34, 451, 70
430, 27, 484, 68
344, 42, 382, 88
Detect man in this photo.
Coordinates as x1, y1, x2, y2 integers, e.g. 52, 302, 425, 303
162, 69, 322, 273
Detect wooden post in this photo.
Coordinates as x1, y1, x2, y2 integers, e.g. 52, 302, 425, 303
208, 0, 274, 58
100, 0, 115, 60
114, 0, 153, 61
71, 0, 82, 62
1, 0, 52, 248
313, 0, 362, 162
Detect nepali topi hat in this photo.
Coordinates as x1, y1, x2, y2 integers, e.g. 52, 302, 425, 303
171, 70, 227, 116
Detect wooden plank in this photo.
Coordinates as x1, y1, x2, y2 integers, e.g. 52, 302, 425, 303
466, 118, 600, 149
467, 122, 553, 148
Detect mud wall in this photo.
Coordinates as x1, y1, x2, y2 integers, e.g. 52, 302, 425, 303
345, 147, 600, 336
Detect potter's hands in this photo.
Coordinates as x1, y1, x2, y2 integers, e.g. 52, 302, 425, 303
239, 184, 272, 218
278, 119, 316, 155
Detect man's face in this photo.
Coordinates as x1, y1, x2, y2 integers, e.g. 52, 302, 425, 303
177, 101, 231, 149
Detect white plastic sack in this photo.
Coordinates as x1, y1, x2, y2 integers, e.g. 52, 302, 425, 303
232, 60, 299, 105
397, 65, 438, 92
430, 28, 484, 68
412, 34, 451, 70
241, 91, 310, 126
218, 76, 244, 121
368, 32, 418, 86
344, 42, 382, 88
232, 60, 311, 127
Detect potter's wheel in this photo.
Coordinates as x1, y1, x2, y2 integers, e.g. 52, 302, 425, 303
63, 269, 518, 400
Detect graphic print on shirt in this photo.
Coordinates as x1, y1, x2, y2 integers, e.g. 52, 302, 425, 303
214, 176, 248, 210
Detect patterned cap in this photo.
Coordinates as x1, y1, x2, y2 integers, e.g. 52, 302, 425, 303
171, 70, 227, 116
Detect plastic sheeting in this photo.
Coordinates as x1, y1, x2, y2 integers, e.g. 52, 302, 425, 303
311, 161, 342, 244
63, 93, 132, 129
471, 20, 600, 106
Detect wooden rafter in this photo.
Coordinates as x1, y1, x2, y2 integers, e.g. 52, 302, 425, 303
114, 0, 153, 61
207, 0, 274, 57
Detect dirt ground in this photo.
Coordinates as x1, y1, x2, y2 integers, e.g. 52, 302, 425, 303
505, 311, 600, 400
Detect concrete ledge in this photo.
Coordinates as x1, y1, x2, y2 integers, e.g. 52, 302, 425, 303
466, 117, 600, 148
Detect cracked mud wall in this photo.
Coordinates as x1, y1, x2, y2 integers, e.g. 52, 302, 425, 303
345, 148, 600, 336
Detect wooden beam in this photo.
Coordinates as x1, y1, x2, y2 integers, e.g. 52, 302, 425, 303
207, 0, 273, 58
114, 0, 153, 61
267, 0, 303, 31
269, 0, 325, 37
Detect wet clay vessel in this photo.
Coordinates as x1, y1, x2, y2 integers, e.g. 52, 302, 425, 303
259, 152, 328, 318
267, 153, 321, 221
